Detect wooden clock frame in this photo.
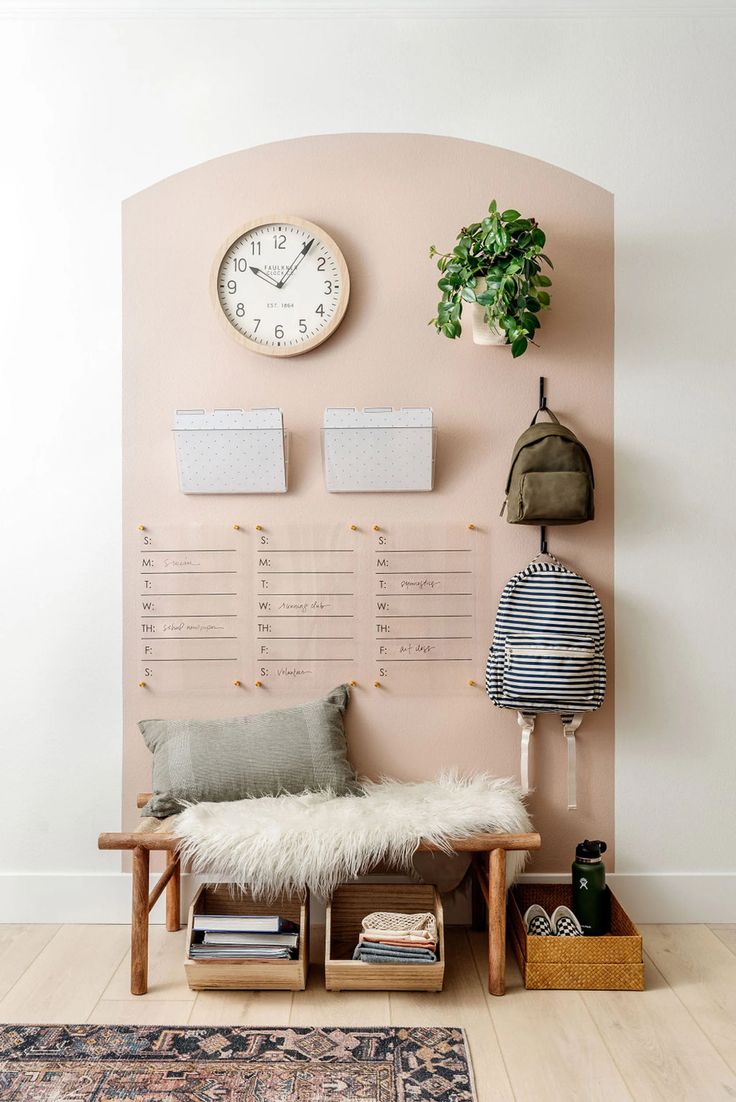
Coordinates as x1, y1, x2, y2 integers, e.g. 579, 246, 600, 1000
211, 214, 350, 358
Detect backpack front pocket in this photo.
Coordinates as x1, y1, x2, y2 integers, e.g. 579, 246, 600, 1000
503, 635, 598, 707
518, 470, 592, 523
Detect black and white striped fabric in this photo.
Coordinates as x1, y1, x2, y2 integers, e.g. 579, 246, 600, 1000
486, 559, 606, 809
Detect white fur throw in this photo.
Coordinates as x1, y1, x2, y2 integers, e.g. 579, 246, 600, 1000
173, 773, 532, 899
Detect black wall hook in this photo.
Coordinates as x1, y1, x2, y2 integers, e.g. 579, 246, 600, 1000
539, 376, 548, 555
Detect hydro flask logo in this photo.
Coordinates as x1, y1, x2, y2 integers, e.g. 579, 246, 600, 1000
579, 878, 588, 890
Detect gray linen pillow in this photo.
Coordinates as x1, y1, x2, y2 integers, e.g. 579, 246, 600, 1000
139, 684, 357, 818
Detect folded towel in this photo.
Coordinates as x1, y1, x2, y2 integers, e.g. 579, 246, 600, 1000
352, 943, 437, 963
360, 934, 438, 951
360, 929, 437, 946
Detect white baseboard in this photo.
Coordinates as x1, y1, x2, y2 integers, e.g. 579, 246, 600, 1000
0, 873, 205, 925
518, 872, 736, 923
1, 871, 734, 924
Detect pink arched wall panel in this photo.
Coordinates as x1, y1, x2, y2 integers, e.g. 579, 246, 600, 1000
123, 134, 614, 872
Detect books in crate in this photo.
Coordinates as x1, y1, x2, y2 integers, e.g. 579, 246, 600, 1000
189, 914, 300, 961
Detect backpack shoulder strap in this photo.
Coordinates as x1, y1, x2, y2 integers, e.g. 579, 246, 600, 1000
517, 711, 536, 793
561, 713, 584, 810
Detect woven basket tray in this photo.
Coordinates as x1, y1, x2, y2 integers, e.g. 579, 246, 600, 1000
509, 884, 644, 991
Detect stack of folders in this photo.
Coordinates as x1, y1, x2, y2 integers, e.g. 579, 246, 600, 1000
189, 914, 300, 961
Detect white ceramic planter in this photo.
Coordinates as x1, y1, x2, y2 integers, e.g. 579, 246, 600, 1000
467, 277, 508, 346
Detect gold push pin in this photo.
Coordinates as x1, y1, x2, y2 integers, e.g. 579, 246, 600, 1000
233, 523, 241, 531
467, 523, 476, 530
255, 524, 263, 531
350, 524, 358, 531
233, 680, 242, 687
350, 680, 358, 687
468, 679, 477, 687
373, 524, 381, 532
374, 680, 382, 688
137, 524, 146, 531
138, 681, 146, 688
255, 680, 263, 688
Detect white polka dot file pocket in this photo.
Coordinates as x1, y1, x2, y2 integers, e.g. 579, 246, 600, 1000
322, 407, 435, 492
173, 408, 288, 493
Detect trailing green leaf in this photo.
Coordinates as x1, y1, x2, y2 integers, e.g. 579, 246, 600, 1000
428, 198, 552, 359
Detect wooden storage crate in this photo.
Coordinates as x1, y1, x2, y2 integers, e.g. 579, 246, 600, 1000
509, 883, 644, 991
185, 883, 308, 991
325, 882, 444, 991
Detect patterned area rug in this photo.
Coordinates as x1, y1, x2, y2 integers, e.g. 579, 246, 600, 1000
0, 1024, 476, 1101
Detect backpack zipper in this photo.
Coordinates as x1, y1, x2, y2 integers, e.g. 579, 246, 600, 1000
507, 645, 595, 659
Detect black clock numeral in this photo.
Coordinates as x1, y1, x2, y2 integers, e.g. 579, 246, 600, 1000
315, 304, 325, 316
316, 256, 326, 271
273, 234, 287, 249
299, 319, 307, 333
275, 324, 284, 339
323, 280, 333, 295
236, 303, 245, 317
253, 318, 261, 332
232, 258, 248, 271
227, 280, 237, 294
250, 241, 261, 256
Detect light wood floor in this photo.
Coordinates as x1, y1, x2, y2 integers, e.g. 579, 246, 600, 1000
1, 923, 735, 1100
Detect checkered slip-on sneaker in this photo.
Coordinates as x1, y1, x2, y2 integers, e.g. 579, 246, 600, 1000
551, 905, 583, 936
523, 904, 553, 936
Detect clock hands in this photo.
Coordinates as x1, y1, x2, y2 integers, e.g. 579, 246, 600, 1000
248, 237, 315, 292
277, 237, 315, 289
249, 266, 280, 288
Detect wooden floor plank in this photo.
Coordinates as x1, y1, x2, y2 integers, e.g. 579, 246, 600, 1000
391, 929, 514, 1102
583, 952, 736, 1101
283, 921, 390, 1026
641, 924, 736, 1074
707, 924, 736, 957
101, 926, 194, 1003
469, 931, 633, 1102
0, 925, 60, 1002
289, 963, 391, 1027
188, 988, 294, 1026
87, 999, 193, 1025
0, 925, 130, 1024
2, 919, 736, 1102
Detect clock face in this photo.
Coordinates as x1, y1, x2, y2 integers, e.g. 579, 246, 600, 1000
214, 215, 350, 357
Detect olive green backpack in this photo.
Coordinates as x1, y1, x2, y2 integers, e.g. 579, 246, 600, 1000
501, 406, 594, 525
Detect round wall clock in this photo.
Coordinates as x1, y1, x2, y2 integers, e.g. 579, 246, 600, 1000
213, 215, 350, 357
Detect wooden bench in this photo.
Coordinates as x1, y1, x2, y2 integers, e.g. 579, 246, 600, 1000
98, 793, 540, 998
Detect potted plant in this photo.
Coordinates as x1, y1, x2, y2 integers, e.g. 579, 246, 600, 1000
429, 200, 553, 358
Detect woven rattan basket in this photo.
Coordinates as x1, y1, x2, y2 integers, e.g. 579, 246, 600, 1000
509, 884, 644, 991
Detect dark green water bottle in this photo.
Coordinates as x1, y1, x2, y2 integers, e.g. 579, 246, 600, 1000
572, 840, 609, 936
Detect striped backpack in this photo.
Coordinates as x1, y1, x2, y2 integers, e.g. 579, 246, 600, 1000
485, 557, 606, 809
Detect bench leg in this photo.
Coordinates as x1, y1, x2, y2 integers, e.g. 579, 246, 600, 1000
131, 845, 150, 996
165, 851, 181, 932
488, 848, 507, 996
471, 863, 486, 931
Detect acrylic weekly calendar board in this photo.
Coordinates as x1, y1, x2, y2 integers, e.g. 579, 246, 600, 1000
372, 523, 479, 691
137, 524, 245, 692
134, 522, 482, 695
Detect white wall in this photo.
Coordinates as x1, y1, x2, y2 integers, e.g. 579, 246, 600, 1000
1, 1, 734, 921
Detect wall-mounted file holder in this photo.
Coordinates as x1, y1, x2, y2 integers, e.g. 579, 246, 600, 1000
173, 408, 288, 493
322, 407, 435, 492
